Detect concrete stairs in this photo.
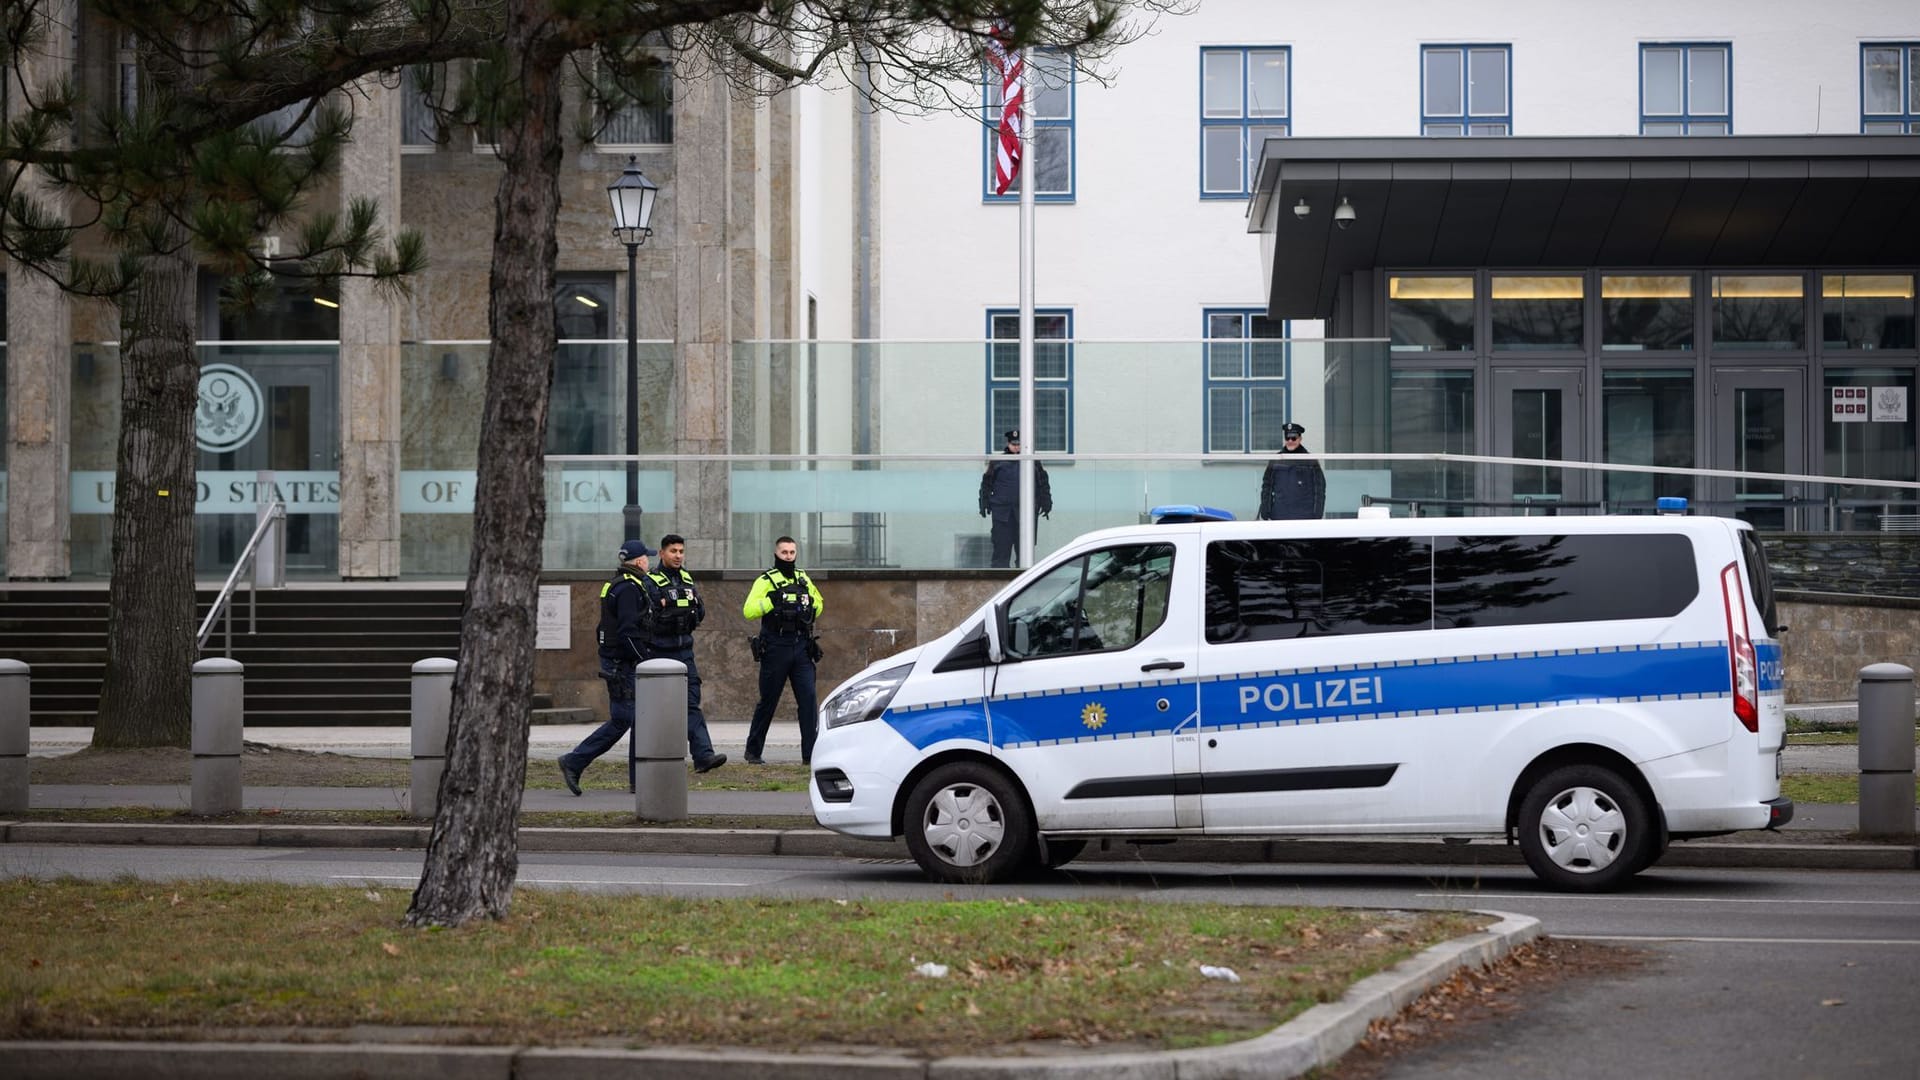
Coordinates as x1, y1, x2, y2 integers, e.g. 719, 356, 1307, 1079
0, 585, 586, 726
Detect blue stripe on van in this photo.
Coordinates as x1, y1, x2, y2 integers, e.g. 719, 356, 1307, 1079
1757, 641, 1784, 692
882, 641, 1752, 752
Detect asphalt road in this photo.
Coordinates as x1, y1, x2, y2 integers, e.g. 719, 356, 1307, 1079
3, 845, 1915, 1078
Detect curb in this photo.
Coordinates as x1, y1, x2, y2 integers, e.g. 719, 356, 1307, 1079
0, 912, 1542, 1080
2, 820, 1916, 870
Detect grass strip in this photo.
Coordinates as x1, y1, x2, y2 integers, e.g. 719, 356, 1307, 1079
0, 880, 1478, 1054
1779, 773, 1920, 806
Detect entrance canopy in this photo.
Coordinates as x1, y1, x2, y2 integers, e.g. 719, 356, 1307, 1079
1249, 135, 1920, 319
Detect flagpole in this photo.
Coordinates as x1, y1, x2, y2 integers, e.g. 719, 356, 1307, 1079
1016, 43, 1036, 571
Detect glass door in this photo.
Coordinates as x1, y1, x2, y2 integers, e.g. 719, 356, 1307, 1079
1712, 368, 1805, 531
1491, 368, 1586, 512
196, 353, 338, 576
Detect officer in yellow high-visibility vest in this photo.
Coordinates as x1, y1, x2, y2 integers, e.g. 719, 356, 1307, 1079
742, 536, 825, 764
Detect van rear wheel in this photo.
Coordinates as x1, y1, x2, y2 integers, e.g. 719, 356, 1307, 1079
903, 763, 1033, 885
1518, 765, 1652, 893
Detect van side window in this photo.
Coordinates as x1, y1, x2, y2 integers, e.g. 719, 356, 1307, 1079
1205, 538, 1433, 643
1433, 534, 1697, 628
1004, 543, 1175, 661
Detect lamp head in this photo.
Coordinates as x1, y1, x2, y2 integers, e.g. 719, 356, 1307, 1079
1333, 197, 1356, 230
607, 154, 659, 246
1292, 198, 1310, 220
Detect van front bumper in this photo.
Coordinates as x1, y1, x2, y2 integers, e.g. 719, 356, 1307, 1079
808, 766, 898, 839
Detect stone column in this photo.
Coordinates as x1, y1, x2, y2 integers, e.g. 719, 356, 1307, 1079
336, 77, 404, 578
5, 1, 76, 580
673, 72, 737, 568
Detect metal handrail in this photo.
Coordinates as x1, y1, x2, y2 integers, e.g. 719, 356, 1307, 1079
196, 500, 288, 655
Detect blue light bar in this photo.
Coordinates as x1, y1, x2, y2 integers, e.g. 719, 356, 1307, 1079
1150, 504, 1236, 524
1656, 496, 1689, 515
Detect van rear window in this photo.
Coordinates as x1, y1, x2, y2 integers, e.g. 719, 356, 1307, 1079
1434, 534, 1697, 628
1205, 532, 1699, 644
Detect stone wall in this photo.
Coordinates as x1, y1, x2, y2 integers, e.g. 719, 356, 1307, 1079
533, 571, 1006, 726
1777, 593, 1920, 705
1764, 535, 1920, 598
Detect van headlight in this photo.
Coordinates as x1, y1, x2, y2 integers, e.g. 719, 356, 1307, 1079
821, 663, 914, 729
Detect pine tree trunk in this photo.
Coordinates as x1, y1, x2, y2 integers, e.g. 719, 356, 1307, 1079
93, 224, 199, 748
406, 0, 566, 927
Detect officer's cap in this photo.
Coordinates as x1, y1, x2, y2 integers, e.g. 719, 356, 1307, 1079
1004, 429, 1020, 443
1282, 422, 1307, 438
618, 539, 657, 561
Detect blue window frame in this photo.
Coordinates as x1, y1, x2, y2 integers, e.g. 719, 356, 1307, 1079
983, 48, 1075, 202
1421, 45, 1510, 136
1203, 309, 1289, 453
1862, 44, 1920, 133
1641, 43, 1731, 134
1200, 47, 1290, 198
987, 309, 1073, 451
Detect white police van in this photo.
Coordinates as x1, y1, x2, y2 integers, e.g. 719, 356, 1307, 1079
810, 506, 1790, 892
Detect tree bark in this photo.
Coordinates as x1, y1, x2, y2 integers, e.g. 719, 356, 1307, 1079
406, 0, 567, 927
92, 220, 199, 748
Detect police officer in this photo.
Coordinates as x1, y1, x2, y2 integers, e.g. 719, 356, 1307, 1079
1258, 422, 1326, 521
643, 533, 725, 772
742, 536, 826, 765
978, 429, 1052, 568
558, 539, 656, 795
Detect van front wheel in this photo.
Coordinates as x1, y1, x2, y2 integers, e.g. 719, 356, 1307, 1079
1518, 765, 1652, 893
904, 763, 1033, 885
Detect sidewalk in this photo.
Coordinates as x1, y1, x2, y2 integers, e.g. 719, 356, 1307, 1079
14, 725, 1918, 871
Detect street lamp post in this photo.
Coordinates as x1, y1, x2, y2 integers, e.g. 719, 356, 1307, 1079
607, 155, 660, 541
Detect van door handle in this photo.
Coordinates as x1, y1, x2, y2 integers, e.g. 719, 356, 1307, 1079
1141, 659, 1184, 672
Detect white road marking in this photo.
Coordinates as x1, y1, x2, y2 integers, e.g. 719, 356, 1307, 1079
332, 874, 762, 887
1417, 893, 1920, 907
1559, 934, 1920, 946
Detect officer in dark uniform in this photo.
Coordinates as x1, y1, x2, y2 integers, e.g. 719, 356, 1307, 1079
742, 536, 826, 765
1259, 422, 1327, 520
642, 533, 725, 772
558, 539, 656, 795
978, 429, 1053, 568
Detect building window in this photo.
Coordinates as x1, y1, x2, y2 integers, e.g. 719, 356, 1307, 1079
1711, 274, 1803, 350
1602, 275, 1694, 352
1203, 308, 1289, 452
597, 39, 674, 146
117, 31, 138, 117
1421, 45, 1510, 136
1641, 43, 1730, 134
987, 309, 1072, 451
401, 66, 439, 148
984, 48, 1074, 201
1862, 44, 1920, 133
1388, 276, 1475, 352
550, 273, 616, 455
1200, 47, 1289, 198
1490, 275, 1584, 351
1822, 274, 1916, 350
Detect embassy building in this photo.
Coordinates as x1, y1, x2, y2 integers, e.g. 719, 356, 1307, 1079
3, 0, 1918, 584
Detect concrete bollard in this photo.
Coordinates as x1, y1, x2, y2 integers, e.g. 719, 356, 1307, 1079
1858, 663, 1917, 838
410, 659, 457, 820
1, 660, 30, 813
631, 658, 689, 821
191, 659, 246, 816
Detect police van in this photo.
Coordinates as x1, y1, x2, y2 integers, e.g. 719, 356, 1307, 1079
809, 506, 1790, 892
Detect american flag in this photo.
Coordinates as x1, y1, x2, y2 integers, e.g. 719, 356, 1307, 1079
986, 20, 1024, 196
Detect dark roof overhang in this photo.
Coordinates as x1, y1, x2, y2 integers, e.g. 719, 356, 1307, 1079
1248, 135, 1920, 319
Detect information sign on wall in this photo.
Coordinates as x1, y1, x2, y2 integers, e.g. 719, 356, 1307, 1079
536, 585, 572, 650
